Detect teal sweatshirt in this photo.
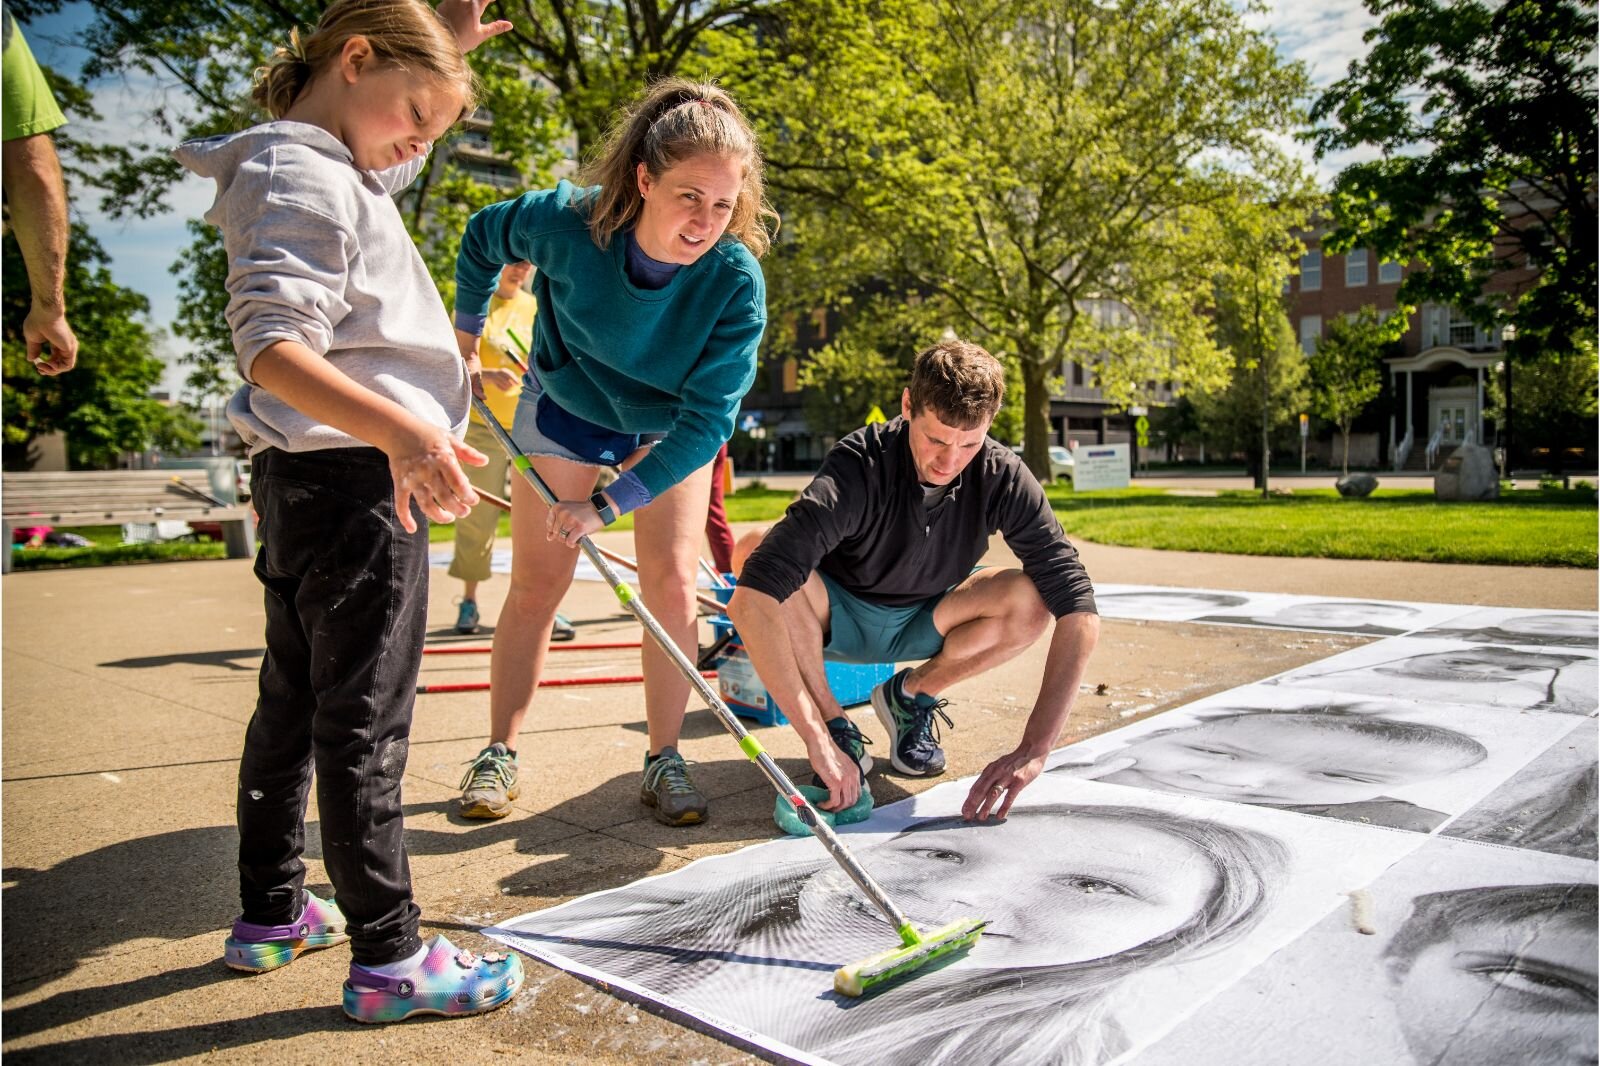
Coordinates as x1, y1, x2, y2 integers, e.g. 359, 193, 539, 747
455, 181, 765, 506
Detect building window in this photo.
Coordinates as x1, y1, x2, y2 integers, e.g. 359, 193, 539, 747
1378, 259, 1402, 284
782, 357, 799, 393
1448, 311, 1478, 347
1072, 361, 1085, 387
1345, 247, 1368, 286
1299, 249, 1321, 291
1299, 315, 1321, 355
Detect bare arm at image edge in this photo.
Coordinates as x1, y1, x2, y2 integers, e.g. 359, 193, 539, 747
2, 9, 77, 375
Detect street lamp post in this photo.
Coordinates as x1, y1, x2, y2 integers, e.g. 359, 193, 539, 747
1500, 324, 1516, 481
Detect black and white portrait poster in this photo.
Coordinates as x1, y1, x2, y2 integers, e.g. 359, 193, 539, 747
488, 775, 1419, 1066
1188, 594, 1467, 638
1262, 636, 1598, 715
1043, 685, 1584, 834
1408, 606, 1600, 650
1128, 835, 1597, 1066
1442, 719, 1597, 861
482, 595, 1597, 1064
1091, 585, 1261, 623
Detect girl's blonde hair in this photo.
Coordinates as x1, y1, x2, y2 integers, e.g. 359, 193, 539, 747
253, 0, 477, 120
579, 77, 777, 258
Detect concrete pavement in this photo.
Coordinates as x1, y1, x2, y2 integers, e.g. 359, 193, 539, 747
2, 530, 1592, 1063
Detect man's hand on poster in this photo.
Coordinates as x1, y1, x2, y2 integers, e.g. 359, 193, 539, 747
963, 746, 1047, 822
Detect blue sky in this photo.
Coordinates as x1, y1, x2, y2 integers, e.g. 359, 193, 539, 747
22, 0, 1381, 397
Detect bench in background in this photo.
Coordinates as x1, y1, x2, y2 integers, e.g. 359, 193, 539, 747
2, 469, 256, 574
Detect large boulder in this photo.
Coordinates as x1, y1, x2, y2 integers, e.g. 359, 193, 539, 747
1336, 472, 1379, 497
1434, 443, 1500, 501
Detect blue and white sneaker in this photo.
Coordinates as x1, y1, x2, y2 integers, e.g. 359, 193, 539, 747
871, 668, 952, 776
820, 715, 874, 783
454, 599, 481, 635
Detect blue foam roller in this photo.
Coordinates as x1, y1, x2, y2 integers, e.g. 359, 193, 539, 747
774, 782, 874, 836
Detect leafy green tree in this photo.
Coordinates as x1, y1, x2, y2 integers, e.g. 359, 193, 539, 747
1311, 0, 1598, 362
2, 225, 200, 469
1191, 200, 1313, 495
1308, 306, 1396, 475
795, 338, 905, 442
1486, 338, 1598, 475
723, 0, 1311, 481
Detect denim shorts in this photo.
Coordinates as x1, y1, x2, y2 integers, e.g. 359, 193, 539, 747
819, 571, 948, 664
509, 371, 663, 468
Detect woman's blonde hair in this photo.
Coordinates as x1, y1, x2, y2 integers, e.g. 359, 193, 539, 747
253, 0, 478, 120
579, 77, 777, 258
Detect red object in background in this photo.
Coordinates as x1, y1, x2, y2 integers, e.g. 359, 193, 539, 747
705, 442, 734, 574
12, 523, 51, 547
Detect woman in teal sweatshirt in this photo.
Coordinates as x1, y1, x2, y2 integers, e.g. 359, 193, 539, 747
452, 78, 772, 826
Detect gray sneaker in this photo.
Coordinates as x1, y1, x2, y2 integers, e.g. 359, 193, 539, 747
640, 746, 708, 826
458, 742, 519, 819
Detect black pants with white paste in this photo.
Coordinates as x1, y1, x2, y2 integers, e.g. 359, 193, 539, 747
237, 446, 426, 966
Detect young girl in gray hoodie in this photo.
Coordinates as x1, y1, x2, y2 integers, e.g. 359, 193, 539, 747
175, 0, 523, 1023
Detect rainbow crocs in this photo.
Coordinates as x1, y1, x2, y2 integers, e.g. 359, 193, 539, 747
224, 890, 350, 973
343, 935, 524, 1023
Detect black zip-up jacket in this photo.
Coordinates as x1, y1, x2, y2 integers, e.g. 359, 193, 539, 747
738, 418, 1096, 617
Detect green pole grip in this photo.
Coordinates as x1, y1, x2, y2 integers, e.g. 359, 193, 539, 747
738, 735, 764, 761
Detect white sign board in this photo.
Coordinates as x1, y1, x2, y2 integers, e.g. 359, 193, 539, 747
1070, 443, 1131, 491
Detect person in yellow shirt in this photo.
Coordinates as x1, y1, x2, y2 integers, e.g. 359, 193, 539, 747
452, 261, 572, 639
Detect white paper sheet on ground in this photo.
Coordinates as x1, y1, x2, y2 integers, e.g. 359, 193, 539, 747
487, 772, 1420, 1066
428, 546, 717, 588
1125, 835, 1598, 1066
1092, 584, 1270, 622
1043, 684, 1585, 835
1407, 606, 1600, 650
1186, 595, 1472, 638
1259, 636, 1598, 716
1441, 718, 1597, 861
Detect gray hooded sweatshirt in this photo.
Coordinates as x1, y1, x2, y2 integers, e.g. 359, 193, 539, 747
174, 122, 468, 454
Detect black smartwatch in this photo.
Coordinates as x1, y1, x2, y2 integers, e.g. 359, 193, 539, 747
590, 491, 617, 526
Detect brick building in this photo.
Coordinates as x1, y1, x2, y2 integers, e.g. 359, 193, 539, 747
1287, 219, 1544, 471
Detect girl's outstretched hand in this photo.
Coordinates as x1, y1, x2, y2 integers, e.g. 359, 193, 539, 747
387, 421, 487, 533
437, 0, 513, 53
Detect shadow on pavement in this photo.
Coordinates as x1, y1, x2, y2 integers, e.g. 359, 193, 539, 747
97, 648, 265, 672
6, 1005, 347, 1064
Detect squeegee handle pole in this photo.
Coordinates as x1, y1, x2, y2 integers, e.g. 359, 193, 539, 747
747, 746, 914, 932
472, 396, 913, 935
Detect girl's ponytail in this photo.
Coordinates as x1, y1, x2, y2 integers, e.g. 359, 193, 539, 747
252, 28, 315, 119
251, 0, 477, 121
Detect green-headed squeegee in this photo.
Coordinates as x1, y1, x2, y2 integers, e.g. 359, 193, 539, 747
470, 395, 986, 997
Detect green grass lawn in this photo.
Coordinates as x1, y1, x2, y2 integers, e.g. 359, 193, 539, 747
9, 524, 228, 570
22, 484, 1594, 570
1047, 485, 1598, 568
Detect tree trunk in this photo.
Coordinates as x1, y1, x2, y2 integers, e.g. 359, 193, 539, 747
1256, 285, 1270, 498
1341, 423, 1352, 477
1021, 357, 1053, 482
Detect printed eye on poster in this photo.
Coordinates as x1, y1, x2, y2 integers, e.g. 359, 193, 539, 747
1070, 443, 1131, 491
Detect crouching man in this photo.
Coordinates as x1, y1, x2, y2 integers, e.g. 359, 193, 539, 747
727, 339, 1099, 821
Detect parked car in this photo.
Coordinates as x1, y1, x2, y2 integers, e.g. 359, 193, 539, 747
1010, 444, 1075, 483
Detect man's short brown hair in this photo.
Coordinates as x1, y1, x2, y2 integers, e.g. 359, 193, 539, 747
907, 339, 1005, 429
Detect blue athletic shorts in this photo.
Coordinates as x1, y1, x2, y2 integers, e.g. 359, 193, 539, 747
509, 371, 663, 468
819, 571, 948, 665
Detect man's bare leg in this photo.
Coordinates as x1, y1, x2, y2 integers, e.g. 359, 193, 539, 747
903, 568, 1052, 699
